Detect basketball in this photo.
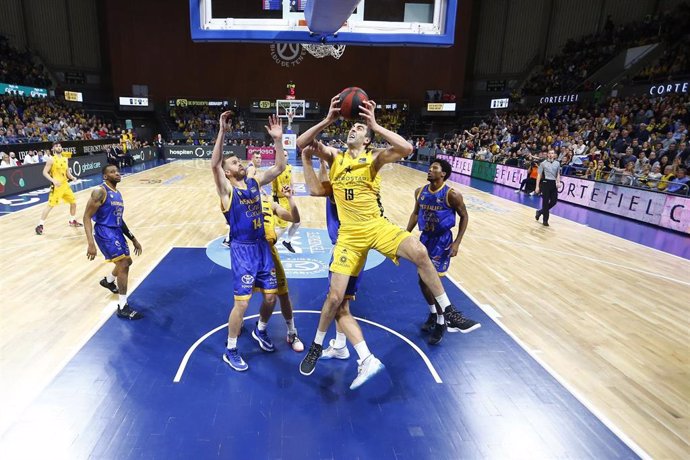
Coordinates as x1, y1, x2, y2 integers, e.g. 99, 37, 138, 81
338, 87, 369, 119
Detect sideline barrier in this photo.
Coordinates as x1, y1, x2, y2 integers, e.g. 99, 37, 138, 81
0, 153, 108, 198
436, 154, 690, 235
0, 138, 120, 162
164, 145, 247, 160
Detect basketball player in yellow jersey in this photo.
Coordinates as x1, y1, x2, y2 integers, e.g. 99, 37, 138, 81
35, 142, 83, 235
296, 96, 463, 389
260, 187, 304, 352
271, 151, 300, 253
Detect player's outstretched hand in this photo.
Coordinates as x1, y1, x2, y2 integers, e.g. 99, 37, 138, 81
219, 110, 233, 131
282, 185, 292, 199
359, 100, 379, 130
265, 114, 283, 140
326, 95, 341, 122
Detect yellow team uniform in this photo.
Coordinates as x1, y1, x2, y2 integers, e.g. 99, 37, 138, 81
262, 196, 288, 295
329, 150, 410, 276
47, 155, 76, 206
271, 164, 293, 228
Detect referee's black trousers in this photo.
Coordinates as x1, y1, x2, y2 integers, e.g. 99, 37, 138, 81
540, 179, 558, 223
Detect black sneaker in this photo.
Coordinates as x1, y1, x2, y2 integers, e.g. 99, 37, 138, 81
535, 210, 542, 221
99, 277, 118, 294
421, 313, 437, 332
429, 321, 446, 345
543, 222, 550, 227
299, 342, 322, 376
35, 224, 44, 235
282, 241, 295, 253
446, 306, 481, 333
116, 304, 143, 320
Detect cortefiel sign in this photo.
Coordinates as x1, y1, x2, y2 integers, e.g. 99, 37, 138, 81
648, 81, 688, 96
436, 154, 690, 234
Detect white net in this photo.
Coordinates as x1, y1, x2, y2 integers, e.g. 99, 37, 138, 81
301, 43, 347, 59
285, 108, 296, 130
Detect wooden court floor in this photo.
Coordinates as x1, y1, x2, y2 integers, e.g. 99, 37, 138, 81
0, 160, 688, 459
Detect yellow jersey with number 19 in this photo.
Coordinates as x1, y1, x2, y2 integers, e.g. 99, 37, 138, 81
329, 150, 380, 225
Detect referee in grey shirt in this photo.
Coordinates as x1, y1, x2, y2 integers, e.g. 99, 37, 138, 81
535, 149, 561, 226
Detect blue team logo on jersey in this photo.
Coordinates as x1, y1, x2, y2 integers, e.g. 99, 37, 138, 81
205, 228, 385, 279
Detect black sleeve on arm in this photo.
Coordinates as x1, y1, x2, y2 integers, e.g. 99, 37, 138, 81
121, 220, 135, 241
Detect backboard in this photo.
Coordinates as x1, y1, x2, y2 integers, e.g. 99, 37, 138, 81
189, 0, 457, 47
276, 99, 305, 118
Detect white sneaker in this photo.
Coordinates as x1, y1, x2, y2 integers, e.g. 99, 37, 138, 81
514, 189, 521, 193
321, 339, 350, 360
529, 191, 536, 196
349, 355, 385, 390
287, 332, 304, 352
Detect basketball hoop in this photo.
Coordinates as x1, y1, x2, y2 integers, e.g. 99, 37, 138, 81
301, 43, 347, 59
286, 107, 296, 131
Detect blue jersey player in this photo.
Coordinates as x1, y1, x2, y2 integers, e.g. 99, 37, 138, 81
212, 112, 287, 372
84, 164, 143, 320
406, 159, 480, 336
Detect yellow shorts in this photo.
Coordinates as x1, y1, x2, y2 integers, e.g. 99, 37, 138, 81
274, 196, 290, 228
330, 218, 410, 277
269, 243, 289, 296
48, 183, 76, 206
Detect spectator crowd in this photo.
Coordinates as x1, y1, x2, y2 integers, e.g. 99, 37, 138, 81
523, 3, 690, 96
433, 92, 690, 195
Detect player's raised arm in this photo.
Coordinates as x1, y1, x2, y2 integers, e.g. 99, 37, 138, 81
272, 186, 300, 224
296, 95, 340, 164
211, 111, 233, 198
301, 144, 332, 196
257, 115, 286, 187
360, 100, 413, 172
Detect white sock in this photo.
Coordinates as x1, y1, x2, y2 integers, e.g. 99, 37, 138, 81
285, 223, 300, 242
118, 294, 128, 308
428, 304, 436, 313
435, 293, 450, 312
39, 220, 45, 226
285, 318, 296, 334
334, 331, 347, 348
227, 337, 237, 349
353, 341, 371, 361
106, 274, 116, 283
258, 320, 268, 331
314, 330, 326, 346
436, 315, 445, 325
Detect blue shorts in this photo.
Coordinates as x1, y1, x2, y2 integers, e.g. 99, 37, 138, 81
94, 225, 130, 262
328, 253, 361, 300
420, 231, 453, 276
231, 239, 278, 300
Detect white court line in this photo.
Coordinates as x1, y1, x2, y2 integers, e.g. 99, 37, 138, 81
445, 274, 652, 460
0, 246, 174, 437
471, 234, 690, 287
173, 309, 443, 384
